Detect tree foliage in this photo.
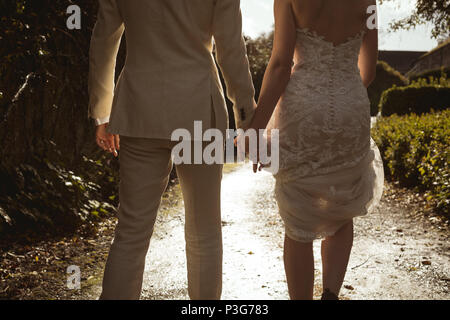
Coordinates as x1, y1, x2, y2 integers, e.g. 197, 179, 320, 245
245, 31, 274, 99
0, 1, 122, 238
379, 0, 450, 40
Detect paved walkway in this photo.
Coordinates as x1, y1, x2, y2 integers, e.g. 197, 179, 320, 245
98, 163, 449, 300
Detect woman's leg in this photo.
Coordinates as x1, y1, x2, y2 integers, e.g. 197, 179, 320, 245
283, 234, 315, 300
321, 220, 354, 296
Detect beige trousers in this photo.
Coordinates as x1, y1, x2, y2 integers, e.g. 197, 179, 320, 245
99, 135, 223, 300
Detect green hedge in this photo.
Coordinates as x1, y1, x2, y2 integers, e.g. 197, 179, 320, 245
368, 61, 408, 116
0, 1, 123, 239
372, 110, 450, 215
0, 147, 119, 237
409, 67, 450, 83
379, 78, 450, 116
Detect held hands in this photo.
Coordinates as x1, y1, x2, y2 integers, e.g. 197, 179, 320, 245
236, 99, 274, 173
234, 131, 267, 173
96, 123, 120, 157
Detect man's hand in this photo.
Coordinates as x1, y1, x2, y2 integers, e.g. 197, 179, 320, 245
96, 123, 120, 157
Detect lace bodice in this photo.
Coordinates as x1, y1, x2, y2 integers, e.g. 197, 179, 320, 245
268, 27, 373, 181
293, 28, 365, 73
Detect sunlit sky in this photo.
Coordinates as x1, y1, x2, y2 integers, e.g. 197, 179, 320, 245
241, 0, 438, 52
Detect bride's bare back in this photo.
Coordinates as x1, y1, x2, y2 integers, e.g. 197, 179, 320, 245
248, 0, 378, 134
291, 0, 374, 46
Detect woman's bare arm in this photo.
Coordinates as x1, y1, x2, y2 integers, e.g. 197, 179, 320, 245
248, 0, 297, 131
358, 1, 378, 88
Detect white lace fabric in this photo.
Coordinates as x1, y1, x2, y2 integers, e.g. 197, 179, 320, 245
266, 28, 385, 243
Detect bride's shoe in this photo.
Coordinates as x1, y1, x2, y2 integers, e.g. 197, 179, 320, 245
321, 288, 339, 300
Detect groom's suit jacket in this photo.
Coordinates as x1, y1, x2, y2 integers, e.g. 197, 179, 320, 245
88, 0, 255, 139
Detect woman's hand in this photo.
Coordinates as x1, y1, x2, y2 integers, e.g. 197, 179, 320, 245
96, 124, 120, 157
234, 130, 262, 174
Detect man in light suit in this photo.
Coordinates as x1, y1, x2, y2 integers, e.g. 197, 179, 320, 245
88, 0, 256, 299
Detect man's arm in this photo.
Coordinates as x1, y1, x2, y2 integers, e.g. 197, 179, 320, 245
88, 0, 124, 124
95, 115, 110, 126
212, 0, 256, 130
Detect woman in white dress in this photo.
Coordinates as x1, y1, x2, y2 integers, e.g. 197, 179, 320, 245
247, 0, 384, 299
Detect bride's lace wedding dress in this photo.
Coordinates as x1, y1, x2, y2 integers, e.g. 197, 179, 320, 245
266, 27, 384, 242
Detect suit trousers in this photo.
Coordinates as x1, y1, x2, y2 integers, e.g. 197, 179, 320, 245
100, 121, 224, 300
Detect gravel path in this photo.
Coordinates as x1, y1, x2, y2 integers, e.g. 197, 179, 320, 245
85, 163, 449, 300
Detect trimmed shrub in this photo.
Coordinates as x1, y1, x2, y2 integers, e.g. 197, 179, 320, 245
379, 78, 450, 116
371, 110, 450, 215
368, 61, 408, 116
409, 66, 450, 83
